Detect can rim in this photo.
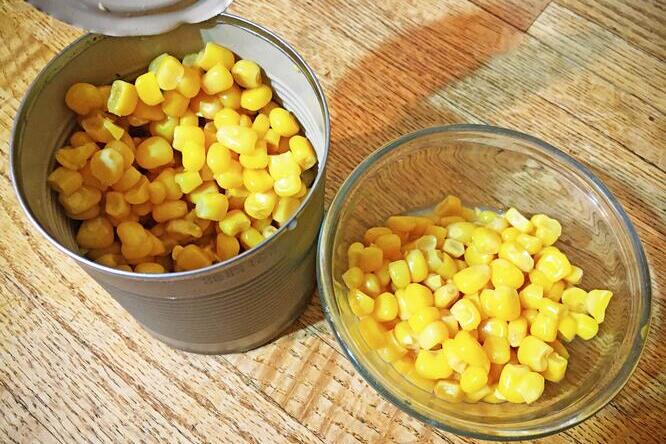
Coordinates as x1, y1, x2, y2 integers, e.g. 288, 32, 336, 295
10, 13, 330, 282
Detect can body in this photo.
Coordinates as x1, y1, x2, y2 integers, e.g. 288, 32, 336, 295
10, 15, 330, 353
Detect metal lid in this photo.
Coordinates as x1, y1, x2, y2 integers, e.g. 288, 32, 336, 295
28, 0, 233, 36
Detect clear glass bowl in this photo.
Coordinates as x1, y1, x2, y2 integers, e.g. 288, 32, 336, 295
317, 125, 651, 440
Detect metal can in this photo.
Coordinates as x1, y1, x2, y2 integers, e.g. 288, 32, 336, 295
10, 14, 330, 354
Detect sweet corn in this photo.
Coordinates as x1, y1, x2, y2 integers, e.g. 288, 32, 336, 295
48, 167, 82, 195
196, 42, 234, 70
523, 309, 539, 326
471, 226, 501, 254
443, 239, 465, 258
202, 63, 234, 94
176, 66, 201, 98
529, 269, 554, 292
517, 284, 543, 310
498, 364, 531, 403
483, 336, 510, 364
541, 352, 568, 382
434, 283, 459, 309
408, 306, 441, 334
240, 85, 273, 111
454, 330, 490, 371
517, 335, 553, 372
214, 159, 244, 189
174, 244, 212, 271
464, 384, 493, 403
174, 171, 202, 194
135, 72, 164, 105
405, 249, 428, 283
272, 196, 300, 226
244, 190, 277, 220
68, 204, 101, 220
149, 116, 178, 142
507, 317, 528, 347
273, 174, 302, 197
435, 195, 462, 217
415, 349, 453, 380
341, 266, 364, 289
105, 191, 131, 219
154, 55, 184, 90
124, 176, 150, 205
516, 233, 542, 255
447, 222, 475, 244
215, 233, 240, 260
535, 247, 572, 282
219, 209, 251, 236
89, 148, 125, 186
531, 214, 561, 246
231, 59, 262, 88
388, 260, 411, 289
586, 290, 613, 324
191, 92, 223, 119
347, 242, 364, 268
481, 286, 521, 322
372, 234, 401, 261
460, 366, 488, 393
103, 118, 125, 140
478, 318, 508, 341
564, 265, 583, 284
241, 168, 273, 193
418, 320, 449, 350
516, 372, 544, 404
463, 245, 494, 266
65, 83, 103, 115
499, 241, 534, 272
81, 112, 114, 143
571, 312, 599, 340
55, 143, 97, 171
107, 80, 138, 117
288, 135, 317, 170
76, 216, 114, 249
377, 331, 408, 363
240, 145, 269, 169
530, 313, 558, 342
217, 125, 258, 154
358, 316, 387, 349
546, 280, 566, 301
269, 108, 300, 137
489, 259, 522, 289
561, 287, 588, 312
450, 298, 481, 331
70, 131, 94, 147
393, 320, 416, 348
504, 208, 533, 233
356, 246, 383, 273
434, 380, 464, 403
401, 283, 434, 318
501, 227, 521, 243
370, 292, 397, 322
155, 168, 183, 200
452, 264, 490, 295
152, 200, 187, 223
136, 136, 174, 169
132, 201, 153, 217
192, 192, 228, 221
59, 185, 102, 215
423, 273, 443, 292
538, 299, 566, 319
251, 113, 271, 139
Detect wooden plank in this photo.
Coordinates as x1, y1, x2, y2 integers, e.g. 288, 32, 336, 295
529, 2, 666, 114
468, 0, 551, 30
0, 382, 63, 444
554, 0, 666, 60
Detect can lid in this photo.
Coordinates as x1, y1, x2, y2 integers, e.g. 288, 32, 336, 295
28, 0, 233, 36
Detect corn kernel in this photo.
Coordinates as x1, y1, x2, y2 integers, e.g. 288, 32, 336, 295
155, 168, 183, 200
55, 144, 96, 172
149, 116, 178, 142
191, 192, 228, 221
347, 242, 364, 268
450, 298, 481, 331
404, 249, 428, 283
536, 247, 572, 282
539, 299, 566, 319
176, 66, 201, 98
201, 62, 234, 95
393, 319, 416, 348
154, 55, 184, 90
104, 191, 130, 218
219, 209, 251, 236
586, 289, 613, 324
355, 246, 382, 273
174, 244, 212, 271
498, 364, 531, 403
542, 352, 568, 383
117, 221, 153, 259
89, 148, 124, 186
464, 384, 493, 403
244, 190, 277, 220
358, 316, 387, 349
463, 244, 494, 266
483, 335, 510, 365
214, 159, 244, 189
152, 200, 187, 223
217, 125, 258, 154
478, 318, 508, 341
408, 306, 441, 334
564, 265, 583, 284
287, 135, 317, 170
401, 283, 434, 319
196, 42, 234, 70
470, 226, 501, 254
529, 269, 554, 292
377, 331, 408, 363
135, 72, 164, 105
135, 136, 174, 169
68, 204, 101, 220
498, 241, 534, 272
238, 84, 272, 111
531, 214, 562, 246
216, 233, 240, 261
70, 131, 94, 147
516, 233, 542, 255
231, 59, 262, 88
460, 366, 488, 393
504, 207, 533, 233
65, 82, 103, 115
48, 167, 82, 195
107, 80, 138, 117
530, 312, 558, 342
517, 335, 553, 372
455, 330, 490, 371
386, 260, 409, 289
452, 264, 490, 295
240, 144, 269, 169
423, 273, 443, 292
516, 371, 545, 404
480, 286, 521, 322
561, 287, 588, 312
434, 380, 464, 403
447, 222, 475, 244
272, 196, 300, 226
369, 292, 396, 322
75, 216, 114, 249
443, 239, 465, 258
80, 112, 114, 143
415, 349, 453, 380
161, 90, 190, 117
433, 283, 458, 308
435, 195, 462, 217
419, 320, 450, 350
483, 385, 507, 404
508, 317, 528, 347
488, 258, 523, 290
501, 227, 521, 243
269, 107, 300, 137
571, 312, 599, 340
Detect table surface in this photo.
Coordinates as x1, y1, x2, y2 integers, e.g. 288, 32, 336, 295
0, 0, 664, 442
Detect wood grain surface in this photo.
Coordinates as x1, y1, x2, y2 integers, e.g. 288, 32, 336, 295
0, 0, 664, 442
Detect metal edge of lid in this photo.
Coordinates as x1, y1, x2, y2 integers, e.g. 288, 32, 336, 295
28, 0, 234, 36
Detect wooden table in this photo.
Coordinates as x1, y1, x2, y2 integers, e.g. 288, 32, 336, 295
0, 0, 664, 442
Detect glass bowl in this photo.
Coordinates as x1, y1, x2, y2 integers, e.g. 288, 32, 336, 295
317, 125, 651, 440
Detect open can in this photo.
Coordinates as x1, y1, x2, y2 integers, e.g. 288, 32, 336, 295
10, 13, 330, 353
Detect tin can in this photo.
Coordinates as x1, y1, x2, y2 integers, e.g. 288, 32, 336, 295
10, 14, 330, 354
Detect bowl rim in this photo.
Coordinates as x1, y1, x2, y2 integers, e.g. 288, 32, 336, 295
316, 124, 652, 440
10, 13, 330, 282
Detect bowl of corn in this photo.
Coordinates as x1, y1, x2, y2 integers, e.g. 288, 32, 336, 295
317, 125, 650, 439
11, 14, 329, 353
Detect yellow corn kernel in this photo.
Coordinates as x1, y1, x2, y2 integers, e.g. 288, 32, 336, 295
145, 181, 166, 206
239, 84, 272, 111
480, 286, 521, 322
75, 216, 114, 249
417, 320, 449, 350
447, 222, 476, 244
371, 234, 400, 261
361, 272, 381, 296
455, 330, 490, 371
368, 292, 395, 322
205, 143, 233, 175
516, 371, 545, 404
501, 227, 521, 243
433, 283, 458, 309
161, 90, 189, 117
530, 312, 558, 342
375, 262, 391, 288
189, 92, 222, 119
504, 207, 533, 233
107, 80, 138, 117
173, 170, 202, 194
423, 273, 443, 292
483, 336, 510, 365
483, 384, 507, 404
105, 140, 133, 170
435, 195, 462, 217
439, 339, 464, 373
57, 142, 98, 169
450, 298, 481, 331
358, 316, 386, 349
498, 241, 534, 272
132, 201, 153, 217
134, 72, 164, 105
214, 159, 244, 189
387, 260, 410, 289
347, 241, 364, 268
193, 192, 228, 221
241, 168, 273, 193
406, 367, 437, 392
342, 266, 364, 289
421, 226, 445, 249
174, 244, 211, 271
488, 258, 523, 289
516, 233, 542, 255
434, 380, 464, 403
464, 384, 493, 403
68, 204, 101, 220
531, 214, 562, 246
463, 245, 494, 266
201, 62, 233, 95
478, 318, 508, 341
460, 366, 488, 394
548, 282, 567, 303
104, 191, 130, 219
89, 148, 124, 186
517, 335, 553, 372
154, 168, 182, 201
174, 66, 201, 98
80, 111, 115, 143
96, 84, 111, 109
561, 286, 588, 312
357, 246, 383, 273
523, 309, 539, 326
452, 264, 490, 295
123, 174, 149, 204
95, 253, 121, 267
498, 364, 531, 403
268, 107, 300, 137
217, 125, 258, 154
154, 55, 184, 90
408, 306, 440, 334
414, 349, 453, 380
529, 269, 554, 292
59, 186, 102, 215
135, 136, 174, 169
167, 218, 202, 238
539, 299, 566, 319
535, 247, 572, 282
47, 167, 82, 195
218, 209, 251, 236
65, 82, 103, 115
252, 113, 271, 139
70, 131, 94, 147
151, 200, 187, 223
485, 214, 509, 232
238, 227, 262, 250
443, 239, 465, 258
471, 226, 501, 254
231, 59, 262, 88
116, 221, 152, 259
149, 116, 178, 142
401, 283, 434, 318
215, 233, 240, 261
102, 118, 125, 140
240, 145, 269, 169
549, 339, 569, 359
541, 352, 568, 383
404, 249, 428, 283
571, 312, 599, 340
196, 42, 234, 70
586, 289, 613, 324
213, 109, 240, 129
377, 331, 408, 363
507, 317, 528, 347
244, 190, 277, 220
284, 135, 318, 171
438, 253, 460, 279
393, 319, 416, 348
273, 174, 302, 197
133, 262, 165, 274
270, 196, 298, 226
563, 266, 583, 285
